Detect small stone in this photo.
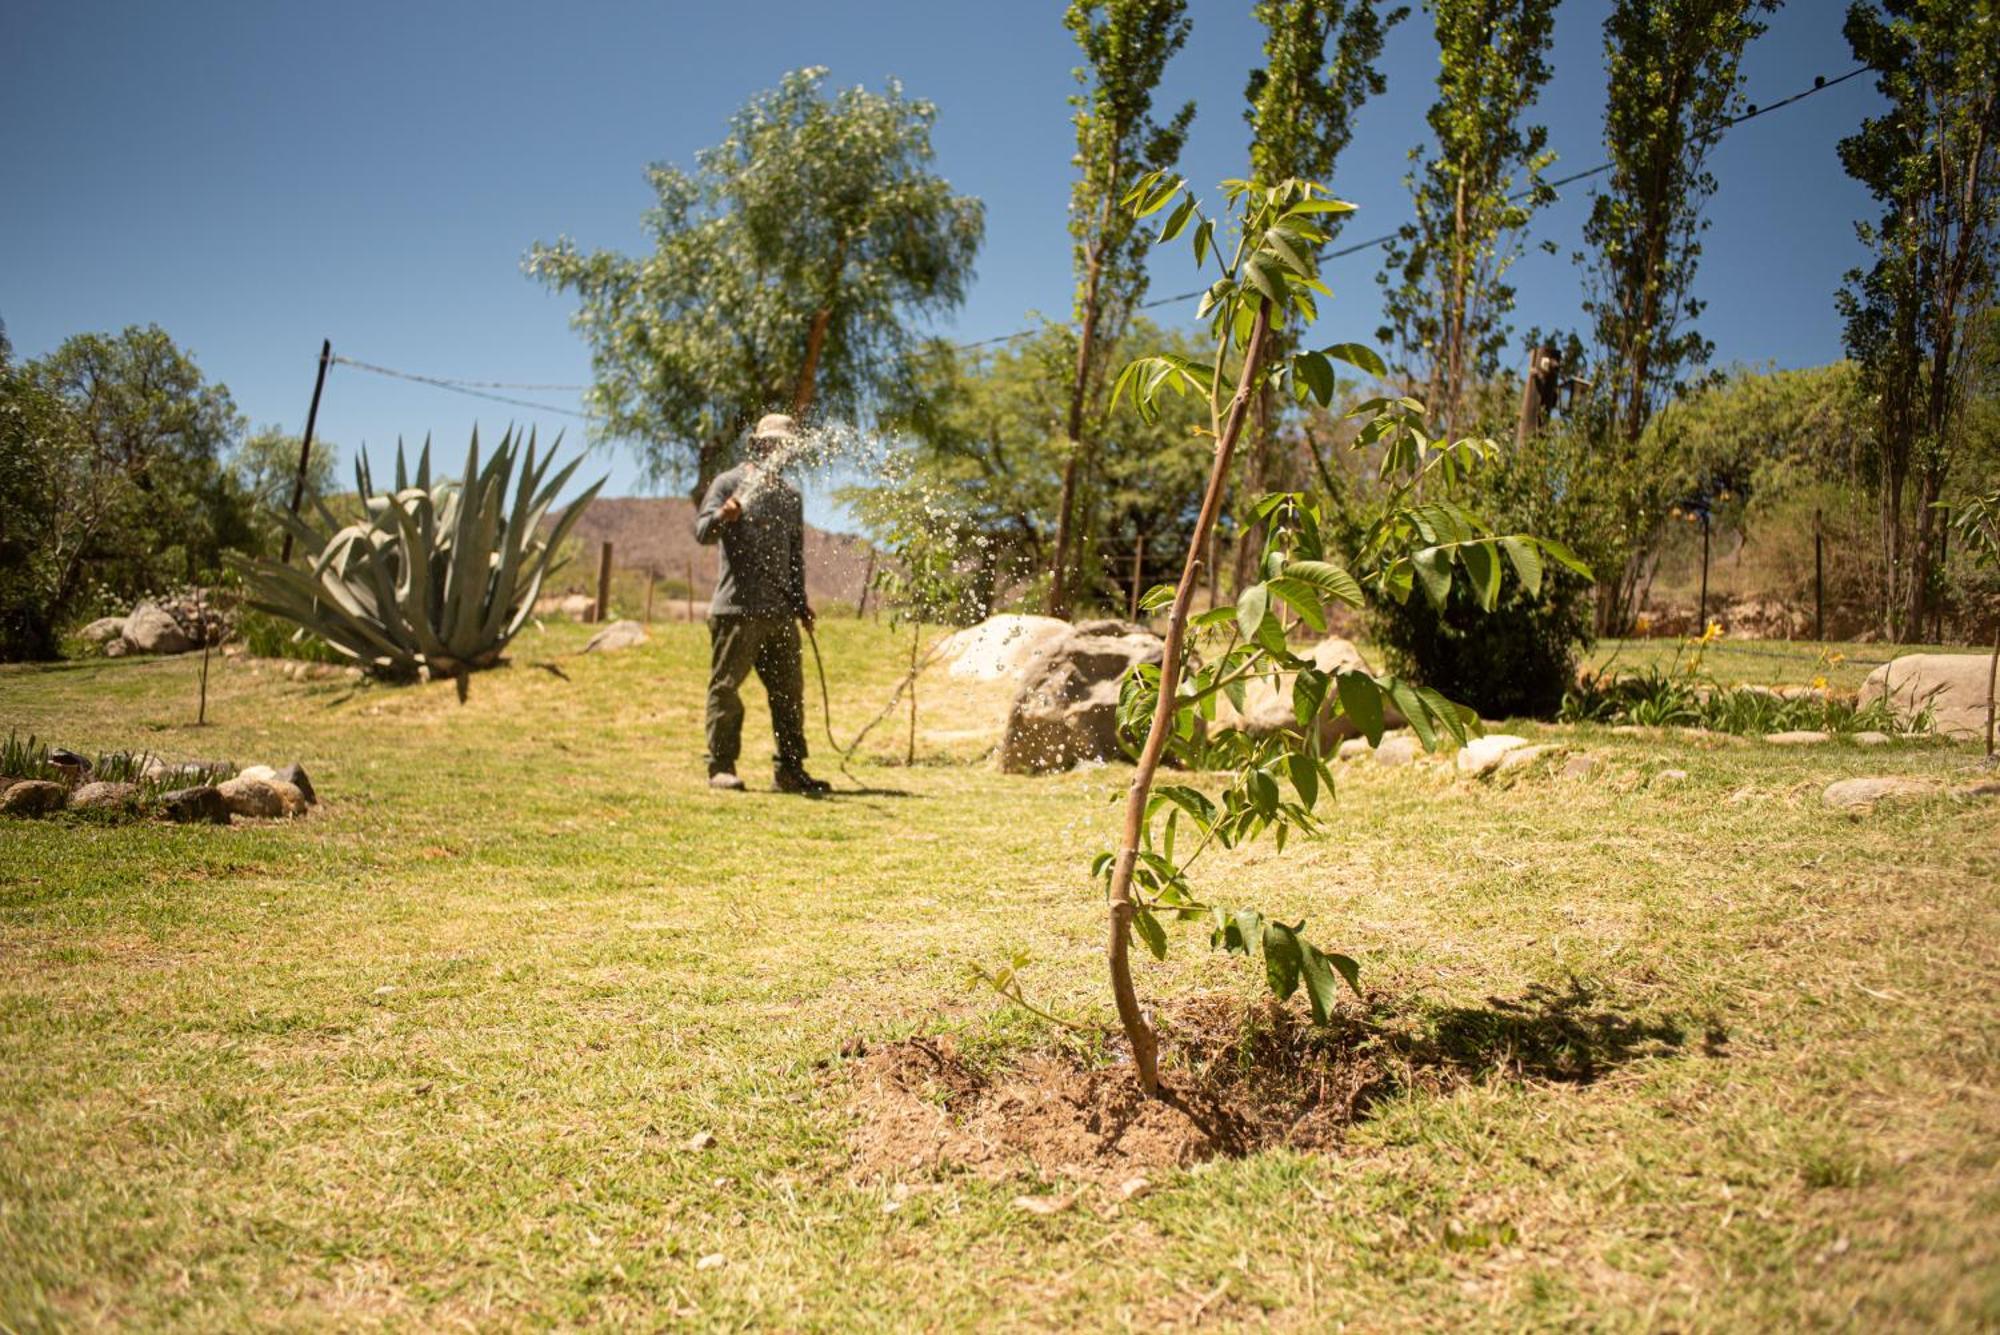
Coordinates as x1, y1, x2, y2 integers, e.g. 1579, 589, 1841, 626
237, 764, 280, 785
1562, 752, 1601, 779
687, 1131, 717, 1151
1336, 737, 1372, 762
1765, 730, 1831, 746
1012, 1194, 1075, 1216
1375, 733, 1423, 768
1952, 780, 2000, 801
217, 777, 307, 819
49, 748, 93, 779
79, 616, 127, 644
158, 785, 229, 825
1456, 734, 1530, 777
1850, 731, 1893, 746
695, 1253, 726, 1271
1652, 769, 1689, 787
70, 781, 140, 813
0, 780, 67, 816
1118, 1176, 1153, 1202
1822, 777, 1936, 811
1494, 743, 1560, 774
276, 762, 317, 804
102, 638, 129, 658
584, 619, 650, 654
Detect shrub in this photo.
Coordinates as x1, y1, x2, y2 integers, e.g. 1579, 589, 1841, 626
1372, 573, 1592, 720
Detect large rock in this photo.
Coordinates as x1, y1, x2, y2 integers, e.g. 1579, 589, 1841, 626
1822, 776, 1937, 811
0, 780, 68, 816
276, 762, 317, 804
935, 615, 1074, 683
70, 781, 140, 813
584, 619, 649, 654
1211, 637, 1405, 749
997, 627, 1163, 774
158, 786, 229, 824
217, 777, 308, 819
122, 601, 196, 655
1862, 653, 1995, 740
80, 616, 127, 644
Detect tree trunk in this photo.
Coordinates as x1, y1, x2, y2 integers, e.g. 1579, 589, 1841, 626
791, 305, 833, 419
1106, 298, 1272, 1097
1049, 204, 1115, 619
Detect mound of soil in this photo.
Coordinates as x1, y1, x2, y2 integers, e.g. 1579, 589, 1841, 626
843, 995, 1451, 1185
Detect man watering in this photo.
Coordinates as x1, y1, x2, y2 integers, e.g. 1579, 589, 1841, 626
693, 412, 831, 796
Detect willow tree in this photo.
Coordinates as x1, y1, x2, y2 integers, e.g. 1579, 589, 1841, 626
1046, 0, 1196, 617
526, 68, 984, 498
1377, 0, 1559, 438
1837, 0, 2000, 638
1582, 0, 1778, 633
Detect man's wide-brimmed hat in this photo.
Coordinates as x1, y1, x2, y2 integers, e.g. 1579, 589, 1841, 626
751, 412, 803, 442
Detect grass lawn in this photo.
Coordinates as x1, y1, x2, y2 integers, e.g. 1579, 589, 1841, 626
3, 619, 1997, 1329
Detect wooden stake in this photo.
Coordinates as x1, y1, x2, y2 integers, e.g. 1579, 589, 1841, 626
644, 571, 656, 625
857, 548, 876, 617
1814, 508, 1824, 642
594, 541, 613, 623
280, 339, 332, 566
1128, 533, 1145, 621
907, 620, 919, 767
196, 590, 211, 726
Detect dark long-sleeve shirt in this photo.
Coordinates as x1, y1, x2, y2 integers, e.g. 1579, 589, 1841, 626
693, 463, 808, 619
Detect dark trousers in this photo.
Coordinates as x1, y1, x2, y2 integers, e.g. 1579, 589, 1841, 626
705, 614, 808, 774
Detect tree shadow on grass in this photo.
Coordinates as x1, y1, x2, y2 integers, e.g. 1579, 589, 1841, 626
1400, 978, 1702, 1085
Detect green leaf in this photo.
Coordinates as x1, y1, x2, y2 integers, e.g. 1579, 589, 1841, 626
1293, 350, 1335, 407
1500, 536, 1543, 597
1285, 558, 1365, 608
1266, 576, 1326, 633
1335, 671, 1386, 746
1090, 851, 1114, 880
1247, 768, 1281, 816
1243, 257, 1285, 304
1192, 217, 1215, 268
1133, 908, 1168, 961
1388, 678, 1436, 751
1235, 582, 1269, 643
1158, 193, 1196, 243
1321, 342, 1388, 379
1285, 198, 1358, 216
1263, 922, 1303, 1001
1230, 908, 1264, 958
1138, 582, 1176, 613
1300, 945, 1362, 1023
1536, 536, 1593, 579
1412, 547, 1453, 610
1286, 752, 1319, 808
1462, 540, 1501, 612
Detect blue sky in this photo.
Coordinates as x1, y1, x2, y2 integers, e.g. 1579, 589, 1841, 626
2, 1, 1877, 530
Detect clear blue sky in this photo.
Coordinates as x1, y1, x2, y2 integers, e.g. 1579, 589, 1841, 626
1, 0, 1878, 530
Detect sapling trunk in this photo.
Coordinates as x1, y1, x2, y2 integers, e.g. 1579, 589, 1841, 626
1986, 624, 1997, 759
1105, 299, 1272, 1097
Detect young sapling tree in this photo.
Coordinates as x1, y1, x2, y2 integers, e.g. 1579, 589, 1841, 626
1087, 172, 1587, 1095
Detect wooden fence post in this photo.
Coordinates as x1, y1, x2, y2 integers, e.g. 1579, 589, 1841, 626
594, 541, 613, 623
857, 548, 876, 618
644, 570, 656, 625
280, 339, 332, 566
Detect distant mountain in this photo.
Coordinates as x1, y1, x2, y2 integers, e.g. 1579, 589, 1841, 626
542, 496, 876, 606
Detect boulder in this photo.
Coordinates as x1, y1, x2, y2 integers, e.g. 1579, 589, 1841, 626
1822, 776, 1936, 811
102, 638, 129, 658
1562, 752, 1602, 779
49, 748, 92, 783
1494, 743, 1561, 775
122, 601, 196, 655
1862, 653, 1995, 740
935, 615, 1074, 683
237, 764, 281, 785
1211, 636, 1405, 749
1374, 733, 1425, 768
217, 777, 308, 819
277, 762, 318, 805
0, 780, 68, 816
1456, 734, 1530, 777
70, 781, 140, 813
584, 619, 650, 654
159, 785, 229, 824
997, 627, 1163, 774
80, 616, 127, 644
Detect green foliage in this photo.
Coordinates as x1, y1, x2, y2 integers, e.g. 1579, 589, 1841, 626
0, 326, 259, 659
234, 607, 347, 664
1561, 665, 1923, 738
232, 425, 339, 554
1377, 0, 1559, 435
1837, 0, 2000, 637
527, 68, 984, 498
1583, 0, 1776, 443
235, 429, 602, 683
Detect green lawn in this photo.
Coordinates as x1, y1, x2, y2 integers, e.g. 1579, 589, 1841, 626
3, 619, 1996, 1329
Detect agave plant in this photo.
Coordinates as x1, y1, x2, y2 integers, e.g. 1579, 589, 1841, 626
234, 427, 603, 684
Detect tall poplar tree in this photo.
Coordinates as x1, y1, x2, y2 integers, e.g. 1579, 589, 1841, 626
1233, 0, 1406, 590
1837, 0, 2000, 637
1046, 0, 1195, 617
1377, 0, 1559, 438
1582, 0, 1778, 633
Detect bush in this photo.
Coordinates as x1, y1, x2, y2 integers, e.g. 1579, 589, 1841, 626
1372, 573, 1593, 720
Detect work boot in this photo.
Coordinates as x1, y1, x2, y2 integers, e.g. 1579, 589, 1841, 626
773, 765, 831, 797
708, 769, 746, 792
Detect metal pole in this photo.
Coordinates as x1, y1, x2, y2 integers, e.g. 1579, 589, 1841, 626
280, 339, 332, 565
1814, 507, 1824, 642
1699, 512, 1711, 632
594, 541, 613, 623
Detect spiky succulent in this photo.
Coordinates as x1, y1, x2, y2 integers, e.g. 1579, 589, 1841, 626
235, 427, 603, 683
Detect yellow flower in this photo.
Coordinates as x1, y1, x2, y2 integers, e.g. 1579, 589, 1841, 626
1812, 674, 1828, 690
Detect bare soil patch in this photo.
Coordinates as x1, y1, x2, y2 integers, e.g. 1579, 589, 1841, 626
843, 985, 1692, 1184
